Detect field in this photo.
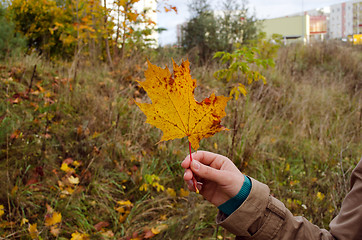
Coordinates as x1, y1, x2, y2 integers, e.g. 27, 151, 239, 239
1, 42, 361, 239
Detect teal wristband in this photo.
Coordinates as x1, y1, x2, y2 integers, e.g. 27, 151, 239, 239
218, 175, 252, 216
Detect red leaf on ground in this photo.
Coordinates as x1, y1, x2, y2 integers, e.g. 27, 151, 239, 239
94, 221, 110, 231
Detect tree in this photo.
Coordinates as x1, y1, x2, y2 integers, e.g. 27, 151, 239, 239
181, 0, 259, 64
0, 4, 26, 58
8, 0, 66, 57
238, 0, 258, 45
6, 0, 175, 62
181, 0, 220, 64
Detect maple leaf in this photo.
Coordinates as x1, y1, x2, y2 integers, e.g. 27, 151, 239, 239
136, 59, 230, 150
71, 231, 90, 240
68, 176, 80, 185
28, 223, 38, 239
45, 204, 62, 227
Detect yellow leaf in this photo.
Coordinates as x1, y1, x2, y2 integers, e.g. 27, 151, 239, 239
73, 161, 81, 167
11, 186, 18, 195
61, 163, 74, 173
0, 205, 4, 218
28, 223, 38, 239
229, 86, 240, 100
238, 83, 247, 96
285, 163, 290, 172
317, 192, 325, 201
151, 227, 160, 235
61, 187, 74, 195
213, 142, 218, 150
68, 176, 80, 185
21, 218, 29, 226
153, 182, 165, 192
92, 131, 100, 139
139, 183, 148, 191
117, 200, 133, 206
166, 188, 176, 197
136, 60, 230, 150
119, 212, 130, 223
71, 231, 90, 240
179, 188, 189, 197
127, 12, 138, 22
45, 211, 62, 226
151, 224, 168, 234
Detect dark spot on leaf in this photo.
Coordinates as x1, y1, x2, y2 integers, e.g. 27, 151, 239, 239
169, 77, 175, 85
203, 98, 211, 105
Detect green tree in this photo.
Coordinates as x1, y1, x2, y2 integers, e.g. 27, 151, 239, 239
181, 0, 220, 64
217, 0, 258, 51
181, 0, 259, 64
0, 4, 26, 58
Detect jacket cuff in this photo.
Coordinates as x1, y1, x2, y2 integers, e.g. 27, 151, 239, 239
216, 177, 283, 238
218, 175, 252, 216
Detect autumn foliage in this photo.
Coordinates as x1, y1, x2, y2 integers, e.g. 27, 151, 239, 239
0, 0, 362, 238
136, 60, 230, 150
6, 0, 177, 60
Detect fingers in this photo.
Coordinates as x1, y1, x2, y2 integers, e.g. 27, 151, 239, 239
190, 160, 224, 183
181, 157, 191, 169
183, 168, 193, 181
181, 151, 229, 170
185, 180, 203, 192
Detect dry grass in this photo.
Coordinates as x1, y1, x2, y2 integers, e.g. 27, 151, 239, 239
0, 42, 361, 239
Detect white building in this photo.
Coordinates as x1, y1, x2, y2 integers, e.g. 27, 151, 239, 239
330, 0, 362, 39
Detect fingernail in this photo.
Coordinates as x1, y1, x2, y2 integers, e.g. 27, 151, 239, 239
196, 182, 203, 191
186, 180, 193, 188
192, 161, 200, 171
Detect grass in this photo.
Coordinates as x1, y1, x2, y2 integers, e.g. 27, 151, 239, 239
0, 42, 361, 239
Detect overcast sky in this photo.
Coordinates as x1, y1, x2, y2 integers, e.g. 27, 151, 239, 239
157, 0, 348, 45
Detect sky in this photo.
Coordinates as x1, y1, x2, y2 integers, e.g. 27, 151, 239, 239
157, 0, 349, 45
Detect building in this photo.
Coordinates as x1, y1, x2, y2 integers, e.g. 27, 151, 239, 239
262, 15, 311, 44
330, 0, 362, 39
262, 0, 361, 43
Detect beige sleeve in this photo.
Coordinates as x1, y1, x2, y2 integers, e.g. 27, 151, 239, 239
216, 177, 335, 240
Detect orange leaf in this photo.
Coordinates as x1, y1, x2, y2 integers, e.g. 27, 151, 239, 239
94, 221, 110, 231
45, 205, 62, 226
164, 6, 170, 12
136, 60, 230, 150
10, 129, 21, 139
143, 229, 155, 239
50, 226, 61, 236
127, 12, 138, 22
28, 223, 38, 239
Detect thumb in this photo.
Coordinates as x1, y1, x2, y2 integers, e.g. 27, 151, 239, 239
191, 160, 223, 183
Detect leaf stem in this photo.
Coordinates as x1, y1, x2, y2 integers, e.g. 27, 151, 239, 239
189, 141, 199, 193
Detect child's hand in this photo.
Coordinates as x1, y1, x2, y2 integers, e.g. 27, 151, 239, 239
182, 151, 244, 207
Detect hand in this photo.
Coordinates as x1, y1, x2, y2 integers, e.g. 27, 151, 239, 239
181, 151, 244, 207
